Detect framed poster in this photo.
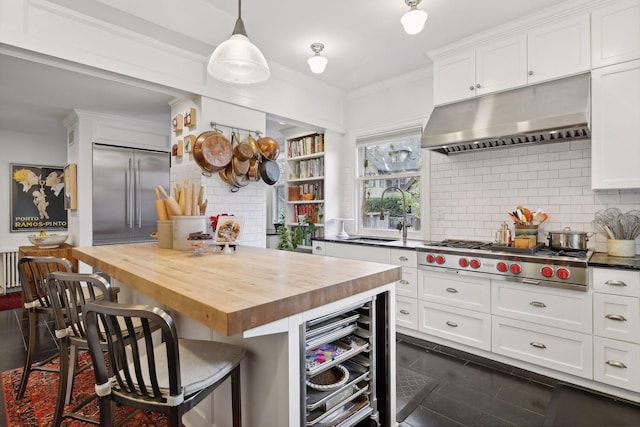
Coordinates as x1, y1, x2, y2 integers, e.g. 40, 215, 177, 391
63, 163, 77, 210
10, 164, 68, 232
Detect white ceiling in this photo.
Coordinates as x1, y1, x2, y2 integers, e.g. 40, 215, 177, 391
0, 0, 568, 134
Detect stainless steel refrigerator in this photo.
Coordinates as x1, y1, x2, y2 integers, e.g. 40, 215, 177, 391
92, 143, 170, 245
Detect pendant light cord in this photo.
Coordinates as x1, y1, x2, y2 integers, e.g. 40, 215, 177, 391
232, 0, 248, 37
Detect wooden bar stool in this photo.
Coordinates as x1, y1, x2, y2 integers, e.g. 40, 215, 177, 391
83, 300, 245, 427
16, 256, 73, 400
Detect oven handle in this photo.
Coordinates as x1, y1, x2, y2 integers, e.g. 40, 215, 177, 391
418, 265, 588, 291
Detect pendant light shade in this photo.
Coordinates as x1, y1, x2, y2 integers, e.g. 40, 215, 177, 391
401, 0, 428, 35
207, 0, 270, 85
307, 43, 328, 74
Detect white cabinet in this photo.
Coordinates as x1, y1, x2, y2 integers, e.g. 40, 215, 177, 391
321, 243, 418, 331
434, 34, 526, 105
593, 293, 640, 343
591, 0, 640, 69
593, 336, 640, 392
492, 316, 593, 379
419, 301, 492, 351
491, 281, 593, 334
397, 295, 418, 330
527, 13, 591, 83
418, 269, 491, 314
433, 15, 590, 105
592, 267, 640, 391
591, 60, 640, 189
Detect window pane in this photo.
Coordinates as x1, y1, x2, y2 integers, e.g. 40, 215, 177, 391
360, 137, 422, 178
361, 177, 421, 232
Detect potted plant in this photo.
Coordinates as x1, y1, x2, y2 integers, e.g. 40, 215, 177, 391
277, 214, 318, 251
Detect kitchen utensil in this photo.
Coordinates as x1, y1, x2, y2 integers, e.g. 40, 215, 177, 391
258, 158, 280, 185
547, 227, 590, 250
192, 131, 233, 173
157, 186, 182, 218
247, 134, 261, 160
247, 158, 261, 181
257, 137, 280, 161
495, 222, 511, 246
232, 155, 250, 176
234, 139, 254, 161
154, 187, 169, 220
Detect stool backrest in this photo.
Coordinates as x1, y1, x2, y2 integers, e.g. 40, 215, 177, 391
83, 300, 182, 407
47, 272, 113, 342
18, 256, 73, 310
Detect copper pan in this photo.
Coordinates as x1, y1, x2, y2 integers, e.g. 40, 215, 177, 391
193, 131, 233, 173
248, 159, 261, 181
257, 137, 280, 161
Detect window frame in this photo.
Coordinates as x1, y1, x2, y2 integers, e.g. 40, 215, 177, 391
354, 124, 425, 240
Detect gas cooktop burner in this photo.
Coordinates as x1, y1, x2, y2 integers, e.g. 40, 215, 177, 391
424, 239, 493, 250
422, 239, 591, 261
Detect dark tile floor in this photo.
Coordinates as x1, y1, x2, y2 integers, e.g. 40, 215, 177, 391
2, 306, 640, 427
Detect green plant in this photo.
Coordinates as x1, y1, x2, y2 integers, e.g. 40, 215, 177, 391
277, 215, 318, 250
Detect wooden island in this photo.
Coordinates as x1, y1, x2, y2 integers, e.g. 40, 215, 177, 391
73, 243, 400, 427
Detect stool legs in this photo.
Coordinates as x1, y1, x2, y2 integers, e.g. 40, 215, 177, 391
232, 365, 242, 427
16, 310, 38, 399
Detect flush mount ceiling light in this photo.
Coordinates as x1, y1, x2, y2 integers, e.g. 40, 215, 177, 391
401, 0, 428, 35
307, 43, 328, 74
207, 0, 270, 85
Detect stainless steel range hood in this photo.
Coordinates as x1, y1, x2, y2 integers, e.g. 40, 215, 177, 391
421, 73, 591, 155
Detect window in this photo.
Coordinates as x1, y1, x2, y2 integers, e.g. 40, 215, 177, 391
356, 127, 423, 236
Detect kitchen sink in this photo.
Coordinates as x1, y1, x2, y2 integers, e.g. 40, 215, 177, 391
342, 236, 399, 243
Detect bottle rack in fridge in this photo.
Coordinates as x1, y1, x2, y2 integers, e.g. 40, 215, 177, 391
302, 298, 378, 427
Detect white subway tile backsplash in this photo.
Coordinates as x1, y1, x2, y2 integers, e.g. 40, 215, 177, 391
429, 142, 640, 249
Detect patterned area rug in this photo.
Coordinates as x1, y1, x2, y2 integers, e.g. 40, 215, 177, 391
2, 352, 173, 426
396, 366, 439, 422
0, 293, 22, 311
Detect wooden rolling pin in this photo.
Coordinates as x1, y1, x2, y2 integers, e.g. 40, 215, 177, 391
154, 187, 169, 220
157, 186, 182, 218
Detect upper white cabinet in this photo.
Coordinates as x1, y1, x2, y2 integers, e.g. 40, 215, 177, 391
527, 14, 591, 83
591, 59, 640, 189
433, 14, 590, 105
591, 0, 640, 69
434, 34, 526, 105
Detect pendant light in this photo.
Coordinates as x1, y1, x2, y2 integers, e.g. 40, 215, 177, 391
207, 0, 270, 84
401, 0, 428, 35
307, 43, 328, 74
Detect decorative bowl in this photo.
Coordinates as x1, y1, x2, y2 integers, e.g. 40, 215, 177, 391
27, 233, 68, 248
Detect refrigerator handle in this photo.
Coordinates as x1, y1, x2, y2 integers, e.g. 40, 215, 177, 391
127, 158, 133, 229
136, 158, 142, 228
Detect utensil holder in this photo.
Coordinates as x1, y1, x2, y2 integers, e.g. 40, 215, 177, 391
607, 239, 636, 257
514, 224, 538, 238
157, 220, 173, 249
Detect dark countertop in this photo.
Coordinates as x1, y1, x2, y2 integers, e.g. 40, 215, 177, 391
316, 236, 640, 271
314, 235, 425, 249
588, 252, 640, 271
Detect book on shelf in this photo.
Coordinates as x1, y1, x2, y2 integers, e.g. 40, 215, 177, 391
291, 182, 323, 200
287, 134, 324, 158
290, 157, 324, 179
294, 203, 321, 223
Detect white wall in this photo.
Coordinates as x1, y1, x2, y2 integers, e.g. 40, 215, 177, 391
343, 69, 433, 237
0, 128, 68, 252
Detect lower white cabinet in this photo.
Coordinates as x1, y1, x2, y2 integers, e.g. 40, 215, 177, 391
419, 301, 491, 351
396, 267, 417, 299
418, 269, 491, 313
593, 293, 640, 343
593, 336, 640, 392
396, 295, 418, 331
492, 316, 593, 379
491, 281, 592, 334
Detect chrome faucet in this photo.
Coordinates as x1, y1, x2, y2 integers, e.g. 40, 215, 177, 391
379, 186, 411, 242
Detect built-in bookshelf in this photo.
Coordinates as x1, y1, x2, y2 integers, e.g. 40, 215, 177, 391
285, 132, 325, 248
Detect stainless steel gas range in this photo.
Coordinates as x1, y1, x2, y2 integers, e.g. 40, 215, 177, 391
417, 240, 593, 291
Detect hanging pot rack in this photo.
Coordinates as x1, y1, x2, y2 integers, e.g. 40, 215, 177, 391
210, 121, 262, 137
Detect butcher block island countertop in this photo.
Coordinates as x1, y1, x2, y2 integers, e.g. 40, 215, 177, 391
72, 243, 401, 336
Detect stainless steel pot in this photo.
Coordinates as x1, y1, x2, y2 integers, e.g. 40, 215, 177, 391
547, 227, 590, 250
